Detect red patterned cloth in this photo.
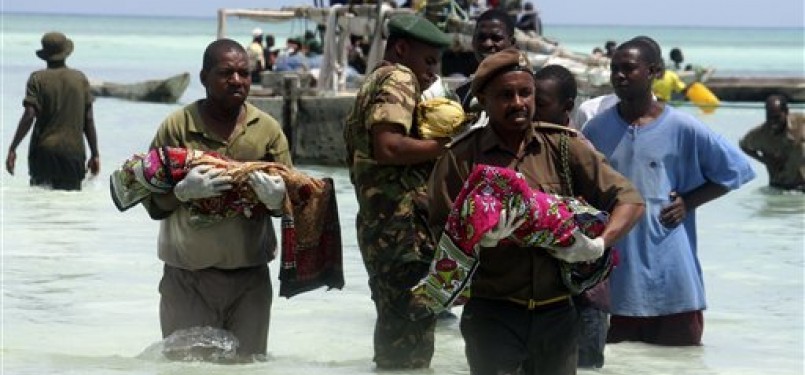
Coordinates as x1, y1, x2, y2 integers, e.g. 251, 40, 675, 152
412, 164, 615, 314
110, 147, 344, 297
278, 179, 344, 297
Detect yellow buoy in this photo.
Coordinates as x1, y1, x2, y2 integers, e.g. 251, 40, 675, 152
686, 82, 720, 114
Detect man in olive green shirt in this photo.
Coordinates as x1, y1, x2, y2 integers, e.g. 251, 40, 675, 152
143, 39, 291, 361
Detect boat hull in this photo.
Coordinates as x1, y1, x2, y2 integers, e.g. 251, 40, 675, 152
90, 72, 191, 103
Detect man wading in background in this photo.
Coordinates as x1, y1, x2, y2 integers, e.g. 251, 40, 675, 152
6, 31, 100, 190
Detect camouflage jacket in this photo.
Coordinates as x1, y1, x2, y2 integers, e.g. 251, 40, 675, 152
343, 61, 437, 270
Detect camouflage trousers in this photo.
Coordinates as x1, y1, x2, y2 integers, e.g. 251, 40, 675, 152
368, 261, 437, 369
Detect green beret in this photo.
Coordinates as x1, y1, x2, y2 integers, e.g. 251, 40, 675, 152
387, 14, 452, 48
471, 48, 533, 97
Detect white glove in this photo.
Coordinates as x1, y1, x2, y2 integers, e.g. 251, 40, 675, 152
478, 208, 526, 248
249, 171, 286, 210
174, 165, 232, 202
546, 231, 606, 263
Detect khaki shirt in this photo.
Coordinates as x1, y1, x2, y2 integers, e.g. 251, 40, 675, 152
428, 122, 643, 301
739, 113, 805, 189
144, 100, 292, 270
24, 67, 93, 158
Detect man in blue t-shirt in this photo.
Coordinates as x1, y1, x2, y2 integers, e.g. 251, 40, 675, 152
582, 38, 755, 346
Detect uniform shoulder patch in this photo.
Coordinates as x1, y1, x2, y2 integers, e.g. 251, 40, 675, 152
534, 122, 579, 136
447, 125, 484, 148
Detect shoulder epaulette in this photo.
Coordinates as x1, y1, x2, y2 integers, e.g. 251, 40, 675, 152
447, 125, 485, 148
534, 122, 579, 136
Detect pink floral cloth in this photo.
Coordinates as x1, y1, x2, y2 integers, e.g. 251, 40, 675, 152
412, 164, 615, 314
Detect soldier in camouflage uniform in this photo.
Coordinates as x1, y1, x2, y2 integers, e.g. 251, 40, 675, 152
343, 14, 452, 370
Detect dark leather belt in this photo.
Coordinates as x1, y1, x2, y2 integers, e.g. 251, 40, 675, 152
506, 294, 572, 311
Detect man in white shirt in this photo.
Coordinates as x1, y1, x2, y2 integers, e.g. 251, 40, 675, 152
570, 93, 619, 130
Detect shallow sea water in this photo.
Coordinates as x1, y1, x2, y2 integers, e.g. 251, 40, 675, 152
2, 12, 803, 375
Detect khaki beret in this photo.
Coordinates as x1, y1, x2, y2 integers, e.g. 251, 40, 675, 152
387, 14, 452, 48
470, 48, 533, 97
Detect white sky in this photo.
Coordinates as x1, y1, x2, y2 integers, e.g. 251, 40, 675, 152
2, 0, 803, 28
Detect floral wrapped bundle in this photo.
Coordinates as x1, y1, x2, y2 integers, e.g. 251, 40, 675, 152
110, 147, 290, 224
416, 97, 467, 139
110, 146, 344, 297
411, 164, 614, 314
110, 146, 195, 211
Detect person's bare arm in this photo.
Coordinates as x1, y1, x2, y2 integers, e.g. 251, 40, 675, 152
371, 123, 448, 165
738, 127, 761, 159
660, 181, 729, 228
739, 142, 762, 162
84, 103, 100, 175
6, 105, 36, 175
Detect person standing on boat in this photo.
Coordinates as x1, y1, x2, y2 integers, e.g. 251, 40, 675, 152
247, 28, 266, 83
343, 14, 452, 370
141, 38, 291, 361
303, 29, 323, 56
740, 94, 805, 191
582, 39, 755, 347
515, 1, 542, 37
263, 34, 277, 71
604, 40, 617, 58
428, 48, 644, 375
652, 68, 687, 102
6, 31, 99, 191
454, 9, 517, 114
273, 38, 308, 72
669, 47, 684, 70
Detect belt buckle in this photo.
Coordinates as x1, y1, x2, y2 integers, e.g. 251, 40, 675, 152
525, 294, 570, 311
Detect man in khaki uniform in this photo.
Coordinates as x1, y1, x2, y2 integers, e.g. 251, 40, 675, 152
428, 48, 645, 375
740, 94, 805, 191
343, 14, 451, 370
142, 39, 291, 361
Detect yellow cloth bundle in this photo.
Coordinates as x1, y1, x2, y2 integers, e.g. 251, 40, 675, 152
416, 97, 467, 139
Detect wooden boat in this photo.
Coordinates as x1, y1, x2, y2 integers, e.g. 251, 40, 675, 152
215, 5, 719, 165
90, 72, 191, 103
706, 76, 805, 103
219, 5, 711, 98
219, 6, 616, 96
